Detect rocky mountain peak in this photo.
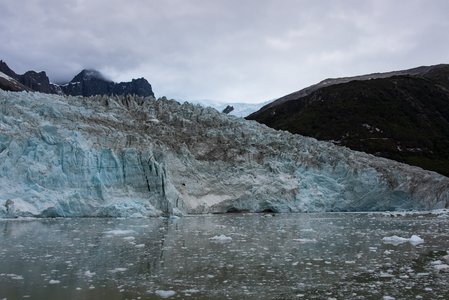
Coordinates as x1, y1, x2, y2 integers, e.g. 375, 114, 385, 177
0, 60, 19, 79
71, 69, 111, 83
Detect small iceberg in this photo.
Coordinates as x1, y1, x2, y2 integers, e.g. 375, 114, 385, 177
104, 229, 136, 236
155, 290, 176, 298
209, 234, 232, 242
382, 235, 424, 246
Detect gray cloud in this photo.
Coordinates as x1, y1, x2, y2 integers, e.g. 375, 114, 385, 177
1, 0, 449, 102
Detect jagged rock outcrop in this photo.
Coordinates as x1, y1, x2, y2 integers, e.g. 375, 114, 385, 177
0, 60, 60, 94
247, 64, 449, 176
20, 71, 62, 94
0, 90, 448, 218
60, 69, 154, 97
222, 105, 234, 114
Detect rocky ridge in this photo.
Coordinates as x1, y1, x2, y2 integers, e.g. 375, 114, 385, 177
60, 69, 154, 97
0, 90, 448, 218
0, 60, 154, 97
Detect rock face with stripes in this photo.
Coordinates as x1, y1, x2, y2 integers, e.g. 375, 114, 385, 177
0, 90, 448, 218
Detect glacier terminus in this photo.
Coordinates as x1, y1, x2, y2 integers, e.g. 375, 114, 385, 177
0, 90, 448, 218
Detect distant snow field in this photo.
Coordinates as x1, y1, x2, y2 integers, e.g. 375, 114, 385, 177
186, 98, 271, 117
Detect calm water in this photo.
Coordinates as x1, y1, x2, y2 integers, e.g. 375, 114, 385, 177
1, 213, 449, 299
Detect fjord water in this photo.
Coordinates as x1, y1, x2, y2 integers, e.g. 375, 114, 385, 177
1, 213, 449, 299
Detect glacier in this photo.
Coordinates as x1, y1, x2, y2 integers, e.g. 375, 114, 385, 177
187, 99, 271, 117
0, 90, 448, 218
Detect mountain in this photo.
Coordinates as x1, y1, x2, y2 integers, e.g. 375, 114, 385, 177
0, 60, 60, 94
247, 64, 449, 177
0, 90, 448, 218
60, 69, 154, 97
0, 60, 154, 97
188, 99, 272, 117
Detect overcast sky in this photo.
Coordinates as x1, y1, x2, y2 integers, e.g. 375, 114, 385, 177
1, 0, 449, 103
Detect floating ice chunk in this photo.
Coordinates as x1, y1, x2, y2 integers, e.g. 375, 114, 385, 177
379, 272, 394, 278
109, 268, 127, 273
135, 244, 145, 248
409, 235, 424, 245
209, 234, 232, 242
382, 235, 424, 245
84, 270, 95, 278
155, 290, 176, 298
293, 238, 317, 243
7, 274, 24, 280
432, 262, 449, 272
104, 229, 136, 236
345, 261, 356, 264
123, 236, 135, 241
383, 296, 395, 300
382, 235, 408, 245
49, 279, 60, 284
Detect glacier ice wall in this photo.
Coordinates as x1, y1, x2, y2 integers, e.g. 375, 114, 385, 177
0, 90, 448, 217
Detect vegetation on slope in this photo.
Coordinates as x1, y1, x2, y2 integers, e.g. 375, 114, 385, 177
247, 65, 449, 176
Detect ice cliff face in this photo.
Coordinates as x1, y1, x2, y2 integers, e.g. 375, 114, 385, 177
0, 90, 448, 218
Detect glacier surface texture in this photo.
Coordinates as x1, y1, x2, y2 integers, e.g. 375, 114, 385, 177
0, 90, 448, 217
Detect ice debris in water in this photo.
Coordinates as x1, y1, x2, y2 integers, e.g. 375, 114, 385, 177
48, 279, 60, 284
84, 270, 95, 278
430, 260, 449, 272
293, 238, 317, 243
7, 274, 24, 280
155, 290, 176, 298
104, 229, 136, 236
209, 234, 232, 242
109, 268, 128, 273
382, 235, 424, 245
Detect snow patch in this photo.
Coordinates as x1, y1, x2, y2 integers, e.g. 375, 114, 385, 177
0, 71, 14, 82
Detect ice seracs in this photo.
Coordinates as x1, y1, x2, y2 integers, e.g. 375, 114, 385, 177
0, 90, 448, 218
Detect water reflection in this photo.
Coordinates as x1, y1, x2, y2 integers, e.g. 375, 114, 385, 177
1, 213, 449, 299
